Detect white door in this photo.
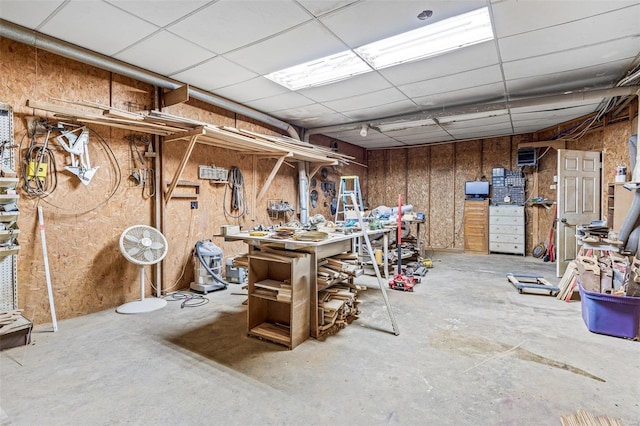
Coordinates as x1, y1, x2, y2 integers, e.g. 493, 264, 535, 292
556, 149, 601, 277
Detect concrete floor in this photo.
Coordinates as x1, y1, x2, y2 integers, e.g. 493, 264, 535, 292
1, 252, 639, 425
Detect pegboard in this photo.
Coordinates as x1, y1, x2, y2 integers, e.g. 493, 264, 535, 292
0, 103, 16, 173
0, 254, 17, 311
0, 102, 17, 311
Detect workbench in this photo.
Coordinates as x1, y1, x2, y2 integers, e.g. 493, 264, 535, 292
226, 230, 368, 339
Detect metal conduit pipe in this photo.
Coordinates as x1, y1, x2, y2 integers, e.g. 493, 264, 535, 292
303, 86, 640, 141
0, 19, 300, 140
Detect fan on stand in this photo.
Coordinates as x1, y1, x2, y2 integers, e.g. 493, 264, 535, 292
117, 225, 168, 314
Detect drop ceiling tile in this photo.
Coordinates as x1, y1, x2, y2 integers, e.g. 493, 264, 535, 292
273, 103, 340, 124
502, 37, 640, 81
38, 1, 158, 56
399, 65, 503, 98
167, 0, 310, 54
171, 57, 258, 91
244, 92, 315, 113
115, 31, 214, 75
440, 115, 512, 129
450, 127, 513, 140
320, 0, 486, 47
492, 0, 638, 37
106, 0, 209, 27
213, 77, 289, 104
296, 0, 359, 16
445, 121, 513, 135
413, 82, 506, 109
342, 99, 419, 121
380, 41, 499, 86
510, 100, 602, 115
498, 5, 640, 62
322, 88, 408, 113
403, 134, 456, 145
0, 0, 65, 28
298, 72, 391, 103
439, 110, 509, 123
293, 113, 351, 128
223, 21, 347, 75
506, 63, 627, 98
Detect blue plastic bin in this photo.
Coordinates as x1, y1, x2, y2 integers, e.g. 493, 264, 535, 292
578, 283, 640, 340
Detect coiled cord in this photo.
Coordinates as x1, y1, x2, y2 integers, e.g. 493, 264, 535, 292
224, 166, 248, 218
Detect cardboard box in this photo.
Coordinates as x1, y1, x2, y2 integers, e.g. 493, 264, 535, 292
0, 316, 32, 350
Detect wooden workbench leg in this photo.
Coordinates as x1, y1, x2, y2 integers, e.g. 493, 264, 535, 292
310, 252, 319, 338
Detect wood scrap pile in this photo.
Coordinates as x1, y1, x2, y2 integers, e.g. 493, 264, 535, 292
317, 253, 362, 290
560, 409, 620, 426
231, 254, 249, 269
254, 279, 292, 302
318, 283, 360, 336
25, 99, 355, 165
557, 252, 637, 301
0, 309, 23, 329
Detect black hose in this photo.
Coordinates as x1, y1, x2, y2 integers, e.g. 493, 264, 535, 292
195, 240, 229, 292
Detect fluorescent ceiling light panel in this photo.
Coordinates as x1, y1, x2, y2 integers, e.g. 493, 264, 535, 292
264, 50, 371, 90
355, 7, 494, 70
266, 7, 493, 90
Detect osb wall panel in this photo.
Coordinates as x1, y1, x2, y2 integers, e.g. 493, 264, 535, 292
161, 99, 300, 291
386, 149, 407, 207
309, 134, 367, 216
482, 136, 513, 177
406, 146, 430, 216
367, 150, 386, 209
1, 39, 159, 323
455, 140, 483, 250
429, 144, 455, 248
1, 39, 302, 323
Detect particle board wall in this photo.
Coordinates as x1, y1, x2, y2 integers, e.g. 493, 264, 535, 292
407, 146, 430, 246
429, 144, 456, 248
367, 150, 386, 209
1, 39, 160, 322
454, 140, 483, 250
0, 38, 306, 323
308, 134, 367, 218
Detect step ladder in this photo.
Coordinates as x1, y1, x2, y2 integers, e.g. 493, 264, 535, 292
335, 176, 364, 222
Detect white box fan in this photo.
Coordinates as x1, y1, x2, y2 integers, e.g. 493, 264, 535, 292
117, 225, 168, 314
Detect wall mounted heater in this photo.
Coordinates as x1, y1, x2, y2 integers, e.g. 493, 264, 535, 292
516, 148, 537, 167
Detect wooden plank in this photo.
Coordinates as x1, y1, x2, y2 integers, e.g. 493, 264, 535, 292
256, 155, 287, 203
163, 126, 205, 143
164, 134, 200, 202
163, 84, 190, 108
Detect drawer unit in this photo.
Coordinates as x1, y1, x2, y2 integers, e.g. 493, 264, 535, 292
464, 200, 489, 254
489, 205, 525, 255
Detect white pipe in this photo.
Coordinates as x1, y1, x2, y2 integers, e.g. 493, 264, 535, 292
37, 206, 57, 332
0, 19, 300, 140
298, 163, 309, 225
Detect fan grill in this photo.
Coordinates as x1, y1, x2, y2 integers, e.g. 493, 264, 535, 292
119, 225, 168, 265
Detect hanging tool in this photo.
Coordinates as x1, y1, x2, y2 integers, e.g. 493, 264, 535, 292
389, 194, 420, 292
56, 126, 99, 185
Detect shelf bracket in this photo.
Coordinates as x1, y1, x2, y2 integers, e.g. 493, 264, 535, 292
256, 154, 289, 203
164, 131, 202, 202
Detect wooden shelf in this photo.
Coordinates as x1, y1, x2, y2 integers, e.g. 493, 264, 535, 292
247, 251, 310, 349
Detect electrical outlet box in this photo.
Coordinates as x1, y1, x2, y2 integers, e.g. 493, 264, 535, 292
191, 201, 198, 209
550, 184, 557, 190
